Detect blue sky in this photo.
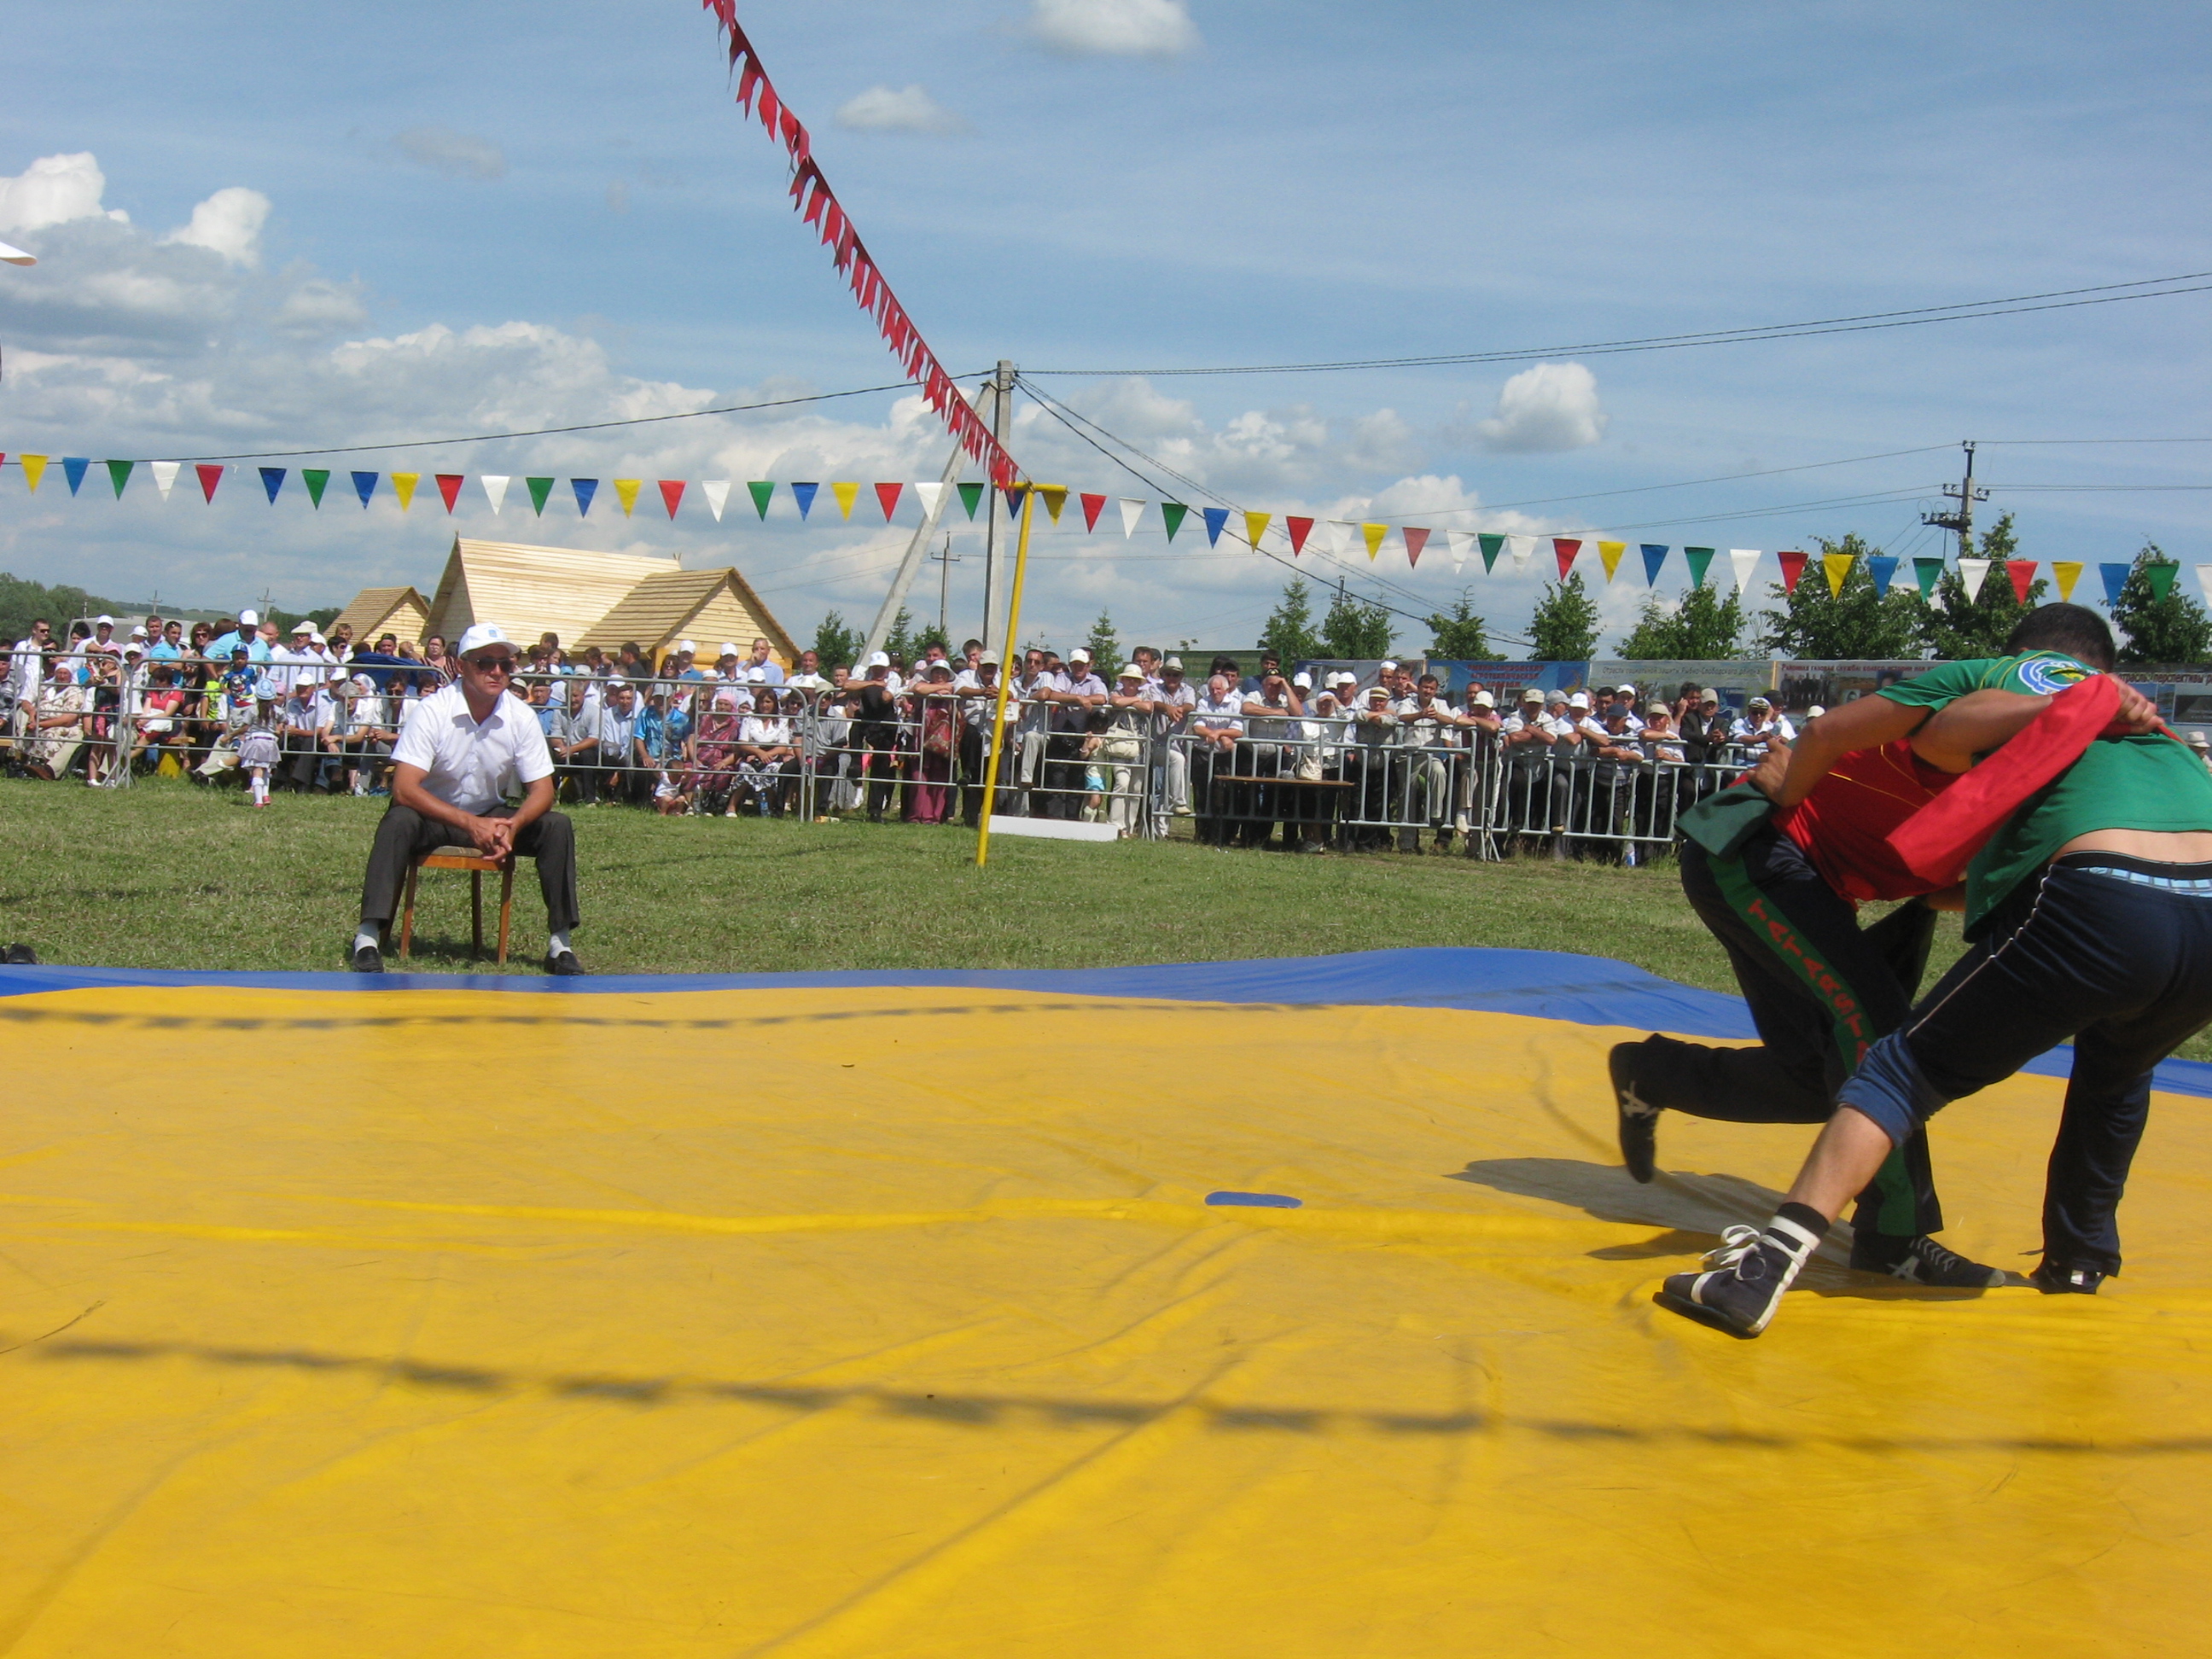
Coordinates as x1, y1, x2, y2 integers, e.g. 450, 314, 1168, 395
1, 0, 2206, 653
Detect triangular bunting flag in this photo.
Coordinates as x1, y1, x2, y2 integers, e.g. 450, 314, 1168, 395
1036, 485, 1066, 523
1079, 492, 1106, 531
748, 481, 774, 520
391, 472, 420, 511
1640, 544, 1668, 585
1244, 510, 1271, 552
302, 468, 329, 508
958, 481, 985, 520
1822, 552, 1854, 597
2098, 563, 2129, 606
1777, 550, 1808, 594
701, 480, 731, 521
1479, 533, 1505, 573
1161, 503, 1188, 542
352, 471, 378, 508
437, 474, 466, 514
658, 480, 685, 519
259, 467, 285, 504
152, 460, 179, 500
1729, 549, 1760, 594
1509, 534, 1534, 570
1912, 558, 1944, 601
1324, 521, 1351, 559
1598, 540, 1625, 582
570, 477, 597, 517
2199, 564, 2212, 606
62, 457, 89, 495
2146, 562, 2179, 602
1202, 507, 1230, 546
195, 463, 223, 504
106, 459, 133, 498
1403, 527, 1430, 567
791, 482, 820, 520
1552, 538, 1580, 578
1447, 530, 1471, 573
1117, 498, 1144, 538
480, 474, 509, 515
613, 479, 642, 516
1868, 555, 1898, 597
1957, 557, 1990, 602
1002, 486, 1027, 521
1684, 546, 1714, 589
2005, 560, 2037, 604
527, 476, 555, 516
915, 482, 945, 519
2052, 561, 2083, 601
1361, 522, 1388, 561
20, 455, 47, 492
835, 482, 862, 520
876, 481, 905, 521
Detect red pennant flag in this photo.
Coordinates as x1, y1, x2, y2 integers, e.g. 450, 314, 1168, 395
1404, 527, 1430, 567
1777, 549, 1808, 594
1286, 515, 1314, 555
435, 473, 465, 513
1553, 538, 1580, 577
195, 463, 223, 503
2006, 559, 2038, 603
1080, 492, 1107, 532
659, 480, 686, 519
874, 481, 904, 521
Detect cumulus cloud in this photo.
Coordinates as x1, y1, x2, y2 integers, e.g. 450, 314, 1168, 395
1029, 0, 1200, 59
0, 151, 130, 233
271, 276, 370, 335
160, 186, 271, 267
394, 125, 508, 180
835, 84, 969, 136
1476, 360, 1609, 452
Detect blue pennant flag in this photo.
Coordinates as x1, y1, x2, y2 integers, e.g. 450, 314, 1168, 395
1202, 507, 1229, 546
259, 467, 286, 504
572, 478, 598, 516
1640, 544, 1668, 585
62, 457, 90, 495
2100, 562, 2131, 606
352, 470, 378, 508
1002, 485, 1027, 520
1867, 555, 1898, 597
790, 481, 819, 520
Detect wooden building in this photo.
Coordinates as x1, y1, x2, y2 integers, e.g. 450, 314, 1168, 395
573, 567, 796, 667
327, 585, 430, 646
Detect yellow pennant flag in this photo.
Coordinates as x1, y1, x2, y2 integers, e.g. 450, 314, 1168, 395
1245, 511, 1271, 552
2053, 560, 2085, 601
1361, 522, 1387, 561
20, 454, 47, 492
391, 472, 420, 510
1039, 486, 1068, 523
1598, 540, 1626, 582
1823, 552, 1854, 597
831, 481, 860, 520
613, 479, 642, 516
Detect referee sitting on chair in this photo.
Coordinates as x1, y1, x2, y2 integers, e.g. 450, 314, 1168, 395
348, 622, 584, 976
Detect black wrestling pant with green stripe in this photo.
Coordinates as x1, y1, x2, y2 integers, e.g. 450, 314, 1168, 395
1634, 827, 1940, 1239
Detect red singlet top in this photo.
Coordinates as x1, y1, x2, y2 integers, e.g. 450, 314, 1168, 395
1767, 739, 1958, 904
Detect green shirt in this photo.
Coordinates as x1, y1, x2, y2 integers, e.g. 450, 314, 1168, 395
1877, 651, 2212, 934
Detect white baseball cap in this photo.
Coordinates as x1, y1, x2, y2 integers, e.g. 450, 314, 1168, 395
1568, 692, 1591, 710
130, 625, 148, 637
95, 614, 114, 626
719, 642, 741, 659
677, 639, 696, 653
292, 619, 315, 633
867, 651, 890, 668
1162, 656, 1184, 672
1648, 700, 1670, 715
238, 609, 259, 626
1379, 660, 1398, 672
1069, 647, 1091, 662
1615, 683, 1639, 696
310, 631, 326, 645
980, 651, 1002, 667
1291, 671, 1313, 690
1521, 687, 1544, 702
1472, 690, 1495, 708
455, 622, 514, 658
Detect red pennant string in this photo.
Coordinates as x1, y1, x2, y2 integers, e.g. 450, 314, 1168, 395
434, 473, 464, 513
1777, 549, 1808, 594
1080, 492, 1107, 531
2006, 560, 2038, 603
1404, 527, 1429, 566
195, 463, 223, 503
875, 481, 904, 521
659, 480, 686, 519
1286, 515, 1313, 555
1552, 538, 1580, 577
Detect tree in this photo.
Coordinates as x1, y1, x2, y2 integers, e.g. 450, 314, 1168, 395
1755, 533, 1923, 659
1257, 579, 1323, 664
1918, 513, 2048, 659
882, 607, 918, 665
0, 572, 127, 649
2110, 541, 2212, 664
1318, 584, 1394, 659
1085, 609, 1122, 675
1527, 572, 1600, 661
1615, 583, 1748, 659
812, 609, 864, 671
1425, 590, 1492, 660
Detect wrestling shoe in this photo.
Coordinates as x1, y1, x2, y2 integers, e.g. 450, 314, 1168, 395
2030, 1259, 2105, 1295
1848, 1232, 2004, 1288
1659, 1214, 1822, 1337
1609, 1041, 1660, 1184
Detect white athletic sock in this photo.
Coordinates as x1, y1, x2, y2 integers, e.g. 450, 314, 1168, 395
548, 929, 573, 958
352, 926, 381, 955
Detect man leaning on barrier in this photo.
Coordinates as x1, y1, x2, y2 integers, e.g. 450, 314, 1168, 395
349, 623, 583, 977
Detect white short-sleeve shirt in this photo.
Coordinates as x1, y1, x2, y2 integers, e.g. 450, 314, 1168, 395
389, 683, 555, 813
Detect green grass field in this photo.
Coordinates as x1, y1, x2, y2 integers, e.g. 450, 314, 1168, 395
4, 777, 2203, 1062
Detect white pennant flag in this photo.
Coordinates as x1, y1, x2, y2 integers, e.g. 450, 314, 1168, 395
1117, 498, 1145, 538
1730, 549, 1761, 594
1508, 534, 1534, 570
1324, 520, 1352, 559
480, 474, 509, 515
701, 480, 731, 522
1958, 557, 1990, 602
913, 481, 945, 518
151, 460, 179, 500
1447, 530, 1474, 574
2198, 564, 2212, 605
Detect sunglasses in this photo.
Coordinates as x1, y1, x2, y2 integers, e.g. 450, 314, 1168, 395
466, 655, 517, 674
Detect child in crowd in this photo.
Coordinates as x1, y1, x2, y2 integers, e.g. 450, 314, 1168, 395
235, 691, 282, 807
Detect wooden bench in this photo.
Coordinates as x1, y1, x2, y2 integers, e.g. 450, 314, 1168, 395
399, 850, 516, 966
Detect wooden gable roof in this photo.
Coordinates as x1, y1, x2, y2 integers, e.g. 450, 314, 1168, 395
421, 538, 674, 650
329, 585, 429, 645
574, 566, 796, 665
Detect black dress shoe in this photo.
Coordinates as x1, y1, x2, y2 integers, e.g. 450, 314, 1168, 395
349, 945, 385, 974
3, 942, 38, 965
547, 949, 585, 977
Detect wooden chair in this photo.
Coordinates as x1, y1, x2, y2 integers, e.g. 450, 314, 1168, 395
399, 849, 516, 966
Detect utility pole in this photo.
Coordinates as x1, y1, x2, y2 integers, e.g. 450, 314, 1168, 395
981, 360, 1015, 651
929, 533, 962, 642
1922, 440, 1990, 557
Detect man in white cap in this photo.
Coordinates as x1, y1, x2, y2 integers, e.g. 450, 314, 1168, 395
1041, 646, 1107, 818
206, 609, 257, 663
1732, 694, 1796, 746
349, 622, 582, 975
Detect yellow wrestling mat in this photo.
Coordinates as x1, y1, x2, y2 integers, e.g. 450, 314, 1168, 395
2, 969, 2207, 1656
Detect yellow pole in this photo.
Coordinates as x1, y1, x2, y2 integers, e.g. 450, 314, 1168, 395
975, 485, 1040, 867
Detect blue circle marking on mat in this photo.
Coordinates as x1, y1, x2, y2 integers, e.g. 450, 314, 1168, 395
1205, 1190, 1302, 1208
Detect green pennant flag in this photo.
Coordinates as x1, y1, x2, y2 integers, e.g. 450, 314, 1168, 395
1683, 546, 1715, 589
1912, 557, 1944, 600
105, 459, 133, 498
956, 480, 984, 520
1161, 502, 1189, 542
2146, 561, 2180, 602
748, 480, 775, 521
524, 476, 554, 515
1477, 532, 1505, 572
301, 468, 329, 508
